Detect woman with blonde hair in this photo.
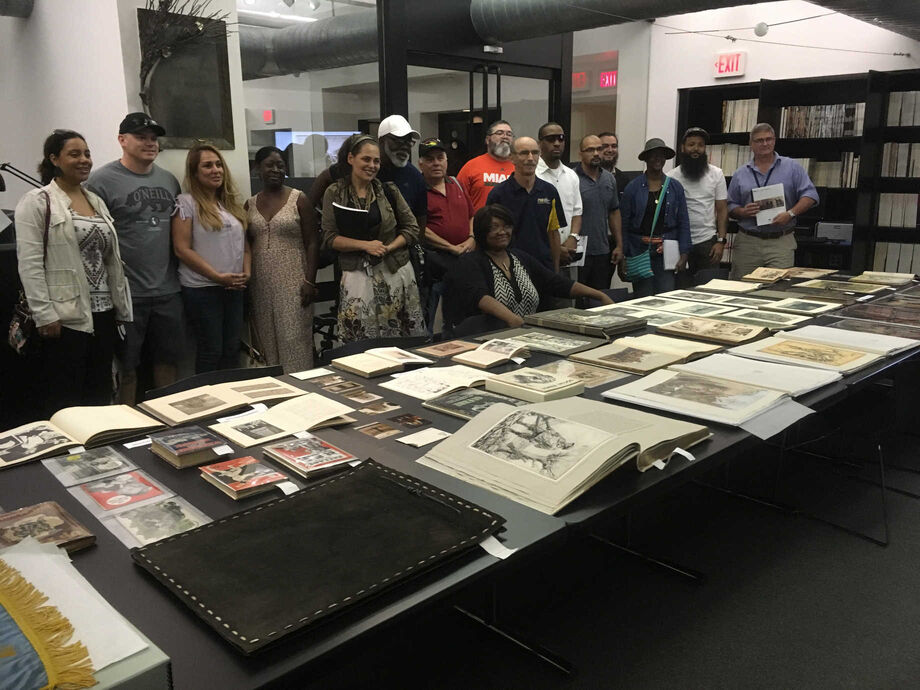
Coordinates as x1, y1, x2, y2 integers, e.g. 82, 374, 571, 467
172, 144, 250, 372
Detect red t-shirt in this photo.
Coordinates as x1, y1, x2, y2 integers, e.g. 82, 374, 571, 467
457, 153, 515, 211
426, 179, 475, 246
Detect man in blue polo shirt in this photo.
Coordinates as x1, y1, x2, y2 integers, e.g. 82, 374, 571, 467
727, 122, 818, 278
486, 137, 565, 272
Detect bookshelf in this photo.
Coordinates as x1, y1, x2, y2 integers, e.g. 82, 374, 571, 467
677, 68, 920, 273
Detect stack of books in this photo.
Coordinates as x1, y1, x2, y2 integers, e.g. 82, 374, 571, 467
485, 367, 584, 402
149, 425, 227, 469
200, 456, 289, 500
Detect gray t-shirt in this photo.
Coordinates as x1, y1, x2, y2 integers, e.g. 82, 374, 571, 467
86, 160, 181, 297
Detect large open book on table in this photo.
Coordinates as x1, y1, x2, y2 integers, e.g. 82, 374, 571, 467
656, 316, 766, 344
418, 398, 710, 515
485, 367, 584, 402
670, 352, 842, 397
570, 334, 719, 374
138, 377, 307, 426
523, 307, 646, 339
378, 364, 489, 401
451, 339, 530, 369
0, 405, 164, 469
602, 369, 789, 425
208, 394, 355, 447
849, 271, 914, 286
474, 327, 606, 355
774, 324, 920, 356
729, 336, 883, 374
331, 347, 432, 377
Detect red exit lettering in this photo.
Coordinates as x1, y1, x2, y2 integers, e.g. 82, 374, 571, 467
713, 52, 746, 77
599, 70, 618, 89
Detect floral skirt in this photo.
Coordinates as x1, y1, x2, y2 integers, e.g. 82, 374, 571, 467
338, 261, 426, 343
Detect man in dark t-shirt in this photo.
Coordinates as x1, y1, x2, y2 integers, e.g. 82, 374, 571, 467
87, 113, 182, 404
375, 114, 427, 228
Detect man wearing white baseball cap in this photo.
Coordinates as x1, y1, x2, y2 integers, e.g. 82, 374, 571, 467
376, 114, 427, 228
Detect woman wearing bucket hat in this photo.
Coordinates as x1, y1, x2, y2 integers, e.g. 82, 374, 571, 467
619, 138, 691, 296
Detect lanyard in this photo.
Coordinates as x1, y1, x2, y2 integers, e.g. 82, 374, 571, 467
752, 161, 775, 188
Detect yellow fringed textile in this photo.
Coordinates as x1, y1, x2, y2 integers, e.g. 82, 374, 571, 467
0, 560, 96, 690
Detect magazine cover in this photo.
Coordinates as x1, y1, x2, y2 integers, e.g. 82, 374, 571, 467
201, 456, 287, 492
78, 471, 165, 511
265, 434, 357, 473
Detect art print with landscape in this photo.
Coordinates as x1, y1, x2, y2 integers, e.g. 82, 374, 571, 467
470, 409, 610, 481
415, 340, 479, 357
760, 340, 865, 366
644, 372, 776, 411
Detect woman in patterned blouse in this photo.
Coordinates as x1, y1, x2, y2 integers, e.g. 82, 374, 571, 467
442, 204, 612, 330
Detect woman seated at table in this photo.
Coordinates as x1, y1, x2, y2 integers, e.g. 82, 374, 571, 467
443, 204, 614, 330
320, 134, 426, 342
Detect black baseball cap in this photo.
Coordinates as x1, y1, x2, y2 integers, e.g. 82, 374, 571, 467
119, 112, 166, 136
418, 137, 447, 158
682, 127, 709, 143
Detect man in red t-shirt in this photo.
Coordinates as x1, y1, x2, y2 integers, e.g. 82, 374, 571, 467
457, 120, 516, 211
418, 137, 475, 334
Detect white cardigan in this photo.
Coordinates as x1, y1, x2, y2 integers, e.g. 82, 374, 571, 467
15, 180, 132, 334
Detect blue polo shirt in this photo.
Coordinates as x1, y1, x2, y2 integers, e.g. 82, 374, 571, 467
574, 163, 619, 256
727, 154, 819, 233
377, 163, 428, 222
486, 176, 567, 270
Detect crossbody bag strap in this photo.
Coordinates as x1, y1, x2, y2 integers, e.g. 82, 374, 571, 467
647, 175, 670, 242
41, 190, 51, 263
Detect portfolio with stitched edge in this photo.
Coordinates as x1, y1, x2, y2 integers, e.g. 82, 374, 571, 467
131, 459, 505, 654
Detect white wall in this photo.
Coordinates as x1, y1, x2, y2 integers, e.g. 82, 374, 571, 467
0, 0, 249, 210
647, 1, 920, 150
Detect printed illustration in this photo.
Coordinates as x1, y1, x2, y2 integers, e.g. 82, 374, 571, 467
168, 393, 226, 416
760, 340, 865, 366
115, 498, 206, 545
645, 372, 774, 410
0, 425, 71, 464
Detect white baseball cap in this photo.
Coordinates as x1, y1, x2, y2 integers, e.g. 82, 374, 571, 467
378, 114, 420, 142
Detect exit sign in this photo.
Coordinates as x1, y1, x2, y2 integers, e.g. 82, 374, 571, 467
572, 71, 589, 91
262, 109, 276, 125
599, 70, 617, 89
713, 51, 746, 78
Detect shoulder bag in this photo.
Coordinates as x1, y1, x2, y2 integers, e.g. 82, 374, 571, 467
624, 176, 670, 282
8, 191, 51, 355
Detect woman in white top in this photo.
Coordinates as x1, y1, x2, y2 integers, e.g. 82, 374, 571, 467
171, 144, 250, 373
15, 129, 131, 416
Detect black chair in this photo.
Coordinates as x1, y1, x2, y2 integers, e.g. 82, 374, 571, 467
144, 365, 284, 401
584, 287, 630, 309
312, 276, 341, 362
319, 334, 433, 365
693, 267, 730, 285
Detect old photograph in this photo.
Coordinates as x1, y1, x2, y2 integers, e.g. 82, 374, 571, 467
324, 381, 364, 395
50, 447, 132, 483
168, 393, 226, 416
115, 498, 207, 546
356, 422, 402, 439
730, 309, 801, 324
389, 414, 432, 428
471, 410, 608, 481
0, 424, 72, 465
506, 331, 593, 354
344, 389, 383, 404
534, 361, 628, 388
231, 419, 285, 440
415, 340, 480, 357
424, 389, 526, 419
645, 372, 775, 410
480, 339, 524, 355
359, 400, 402, 415
312, 374, 346, 387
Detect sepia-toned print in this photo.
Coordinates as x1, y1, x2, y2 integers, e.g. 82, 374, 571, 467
645, 372, 775, 410
599, 346, 672, 367
534, 361, 628, 388
480, 339, 524, 355
506, 331, 593, 354
169, 393, 226, 416
231, 419, 285, 440
760, 340, 865, 366
424, 389, 526, 419
499, 370, 563, 391
471, 410, 610, 480
358, 400, 402, 415
415, 340, 479, 357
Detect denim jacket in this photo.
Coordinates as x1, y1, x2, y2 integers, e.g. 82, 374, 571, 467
619, 173, 691, 257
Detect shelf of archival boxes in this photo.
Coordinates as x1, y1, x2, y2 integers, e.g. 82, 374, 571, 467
0, 406, 566, 688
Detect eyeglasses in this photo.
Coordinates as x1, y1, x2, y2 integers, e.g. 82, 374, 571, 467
489, 129, 514, 138
752, 137, 775, 145
540, 134, 565, 143
581, 146, 603, 153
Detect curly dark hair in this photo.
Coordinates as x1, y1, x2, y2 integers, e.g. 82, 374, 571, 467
472, 204, 515, 249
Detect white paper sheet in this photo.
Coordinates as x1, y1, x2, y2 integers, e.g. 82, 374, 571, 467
662, 239, 679, 271
216, 403, 268, 423
289, 368, 333, 380
479, 535, 518, 559
123, 437, 153, 449
0, 539, 147, 671
397, 428, 452, 447
740, 399, 814, 440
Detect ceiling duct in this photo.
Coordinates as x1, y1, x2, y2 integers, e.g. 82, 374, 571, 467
0, 0, 32, 17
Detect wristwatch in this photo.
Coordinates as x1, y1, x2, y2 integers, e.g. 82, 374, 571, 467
788, 210, 796, 219
715, 236, 727, 244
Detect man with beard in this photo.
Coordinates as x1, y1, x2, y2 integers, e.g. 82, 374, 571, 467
486, 137, 565, 273
457, 120, 516, 211
376, 114, 427, 228
598, 131, 630, 202
87, 113, 182, 404
573, 135, 622, 296
667, 127, 728, 285
535, 122, 582, 273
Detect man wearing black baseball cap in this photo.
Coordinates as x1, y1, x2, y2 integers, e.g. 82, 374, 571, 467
418, 137, 475, 333
667, 127, 728, 285
87, 113, 182, 403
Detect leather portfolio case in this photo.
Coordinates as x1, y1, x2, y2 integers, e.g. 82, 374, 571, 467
131, 459, 505, 654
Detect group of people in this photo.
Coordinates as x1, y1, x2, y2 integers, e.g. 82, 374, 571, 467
14, 108, 818, 417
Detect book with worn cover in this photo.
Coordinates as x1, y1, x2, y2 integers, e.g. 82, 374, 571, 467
523, 307, 646, 339
419, 398, 710, 514
138, 377, 307, 426
474, 327, 605, 355
742, 267, 789, 283
452, 339, 530, 369
602, 369, 788, 426
149, 425, 227, 468
729, 336, 883, 374
131, 460, 505, 654
263, 433, 357, 477
657, 316, 767, 344
485, 367, 584, 402
0, 501, 95, 553
43, 446, 135, 487
331, 347, 433, 378
200, 456, 289, 499
422, 388, 528, 420
208, 394, 355, 448
0, 405, 164, 469
785, 267, 838, 279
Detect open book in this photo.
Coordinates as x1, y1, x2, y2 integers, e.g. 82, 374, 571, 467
208, 394, 355, 447
742, 267, 789, 283
418, 398, 710, 515
138, 377, 307, 426
628, 295, 736, 317
729, 336, 883, 374
378, 364, 490, 401
602, 369, 789, 426
570, 334, 720, 374
0, 405, 164, 469
474, 327, 605, 355
331, 347, 433, 378
656, 316, 767, 344
775, 324, 920, 356
452, 339, 529, 369
761, 297, 840, 316
485, 367, 584, 402
523, 307, 646, 339
671, 352, 842, 397
849, 271, 915, 286
697, 278, 762, 293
